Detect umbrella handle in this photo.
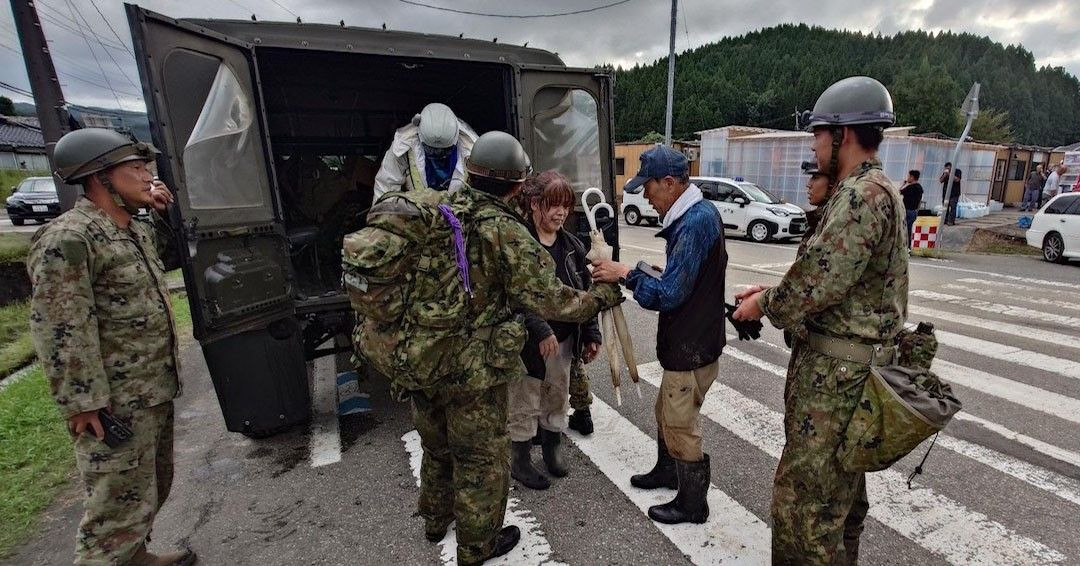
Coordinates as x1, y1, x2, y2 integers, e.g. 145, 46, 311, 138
581, 187, 607, 232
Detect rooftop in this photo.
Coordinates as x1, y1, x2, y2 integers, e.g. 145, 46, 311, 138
0, 116, 44, 150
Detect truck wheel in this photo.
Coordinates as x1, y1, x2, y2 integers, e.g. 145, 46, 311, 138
1043, 232, 1066, 263
624, 207, 641, 226
748, 220, 771, 242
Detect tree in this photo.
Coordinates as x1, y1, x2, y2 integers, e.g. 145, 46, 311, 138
967, 107, 1015, 144
0, 96, 14, 116
635, 131, 665, 144
890, 59, 963, 135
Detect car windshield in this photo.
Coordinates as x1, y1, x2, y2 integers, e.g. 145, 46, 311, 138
20, 178, 56, 193
737, 182, 781, 204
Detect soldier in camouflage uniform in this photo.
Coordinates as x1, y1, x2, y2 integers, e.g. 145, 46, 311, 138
733, 77, 907, 565
26, 129, 195, 566
410, 131, 622, 565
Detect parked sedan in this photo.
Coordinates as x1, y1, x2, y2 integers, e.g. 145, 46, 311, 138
1026, 193, 1080, 263
5, 176, 61, 225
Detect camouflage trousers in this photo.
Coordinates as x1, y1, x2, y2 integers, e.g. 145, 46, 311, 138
412, 383, 510, 566
73, 402, 175, 566
569, 355, 592, 410
771, 342, 870, 565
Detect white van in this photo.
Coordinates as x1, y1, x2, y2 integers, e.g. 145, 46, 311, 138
621, 182, 661, 226
693, 176, 807, 242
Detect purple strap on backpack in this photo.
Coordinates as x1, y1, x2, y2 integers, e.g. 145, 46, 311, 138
437, 204, 474, 298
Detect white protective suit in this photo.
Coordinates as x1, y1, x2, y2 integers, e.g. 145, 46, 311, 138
372, 119, 478, 200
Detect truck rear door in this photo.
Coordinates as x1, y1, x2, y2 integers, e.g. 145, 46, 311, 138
126, 5, 292, 342
518, 67, 618, 256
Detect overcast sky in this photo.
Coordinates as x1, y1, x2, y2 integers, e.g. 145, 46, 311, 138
1, 0, 1078, 112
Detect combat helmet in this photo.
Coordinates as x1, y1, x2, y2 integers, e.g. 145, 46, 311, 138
799, 76, 894, 179
53, 128, 159, 184
466, 131, 532, 184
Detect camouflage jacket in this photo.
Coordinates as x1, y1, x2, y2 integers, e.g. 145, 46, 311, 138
454, 186, 620, 390
27, 198, 180, 418
761, 159, 908, 343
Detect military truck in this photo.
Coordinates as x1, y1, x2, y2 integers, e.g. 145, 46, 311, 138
120, 4, 619, 437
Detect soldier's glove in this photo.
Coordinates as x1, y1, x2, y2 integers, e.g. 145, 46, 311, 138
595, 282, 627, 310
725, 302, 763, 341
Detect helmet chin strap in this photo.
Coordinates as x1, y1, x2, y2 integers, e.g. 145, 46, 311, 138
827, 126, 844, 188
95, 171, 142, 215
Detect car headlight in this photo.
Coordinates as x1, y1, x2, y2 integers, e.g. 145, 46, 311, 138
767, 207, 790, 217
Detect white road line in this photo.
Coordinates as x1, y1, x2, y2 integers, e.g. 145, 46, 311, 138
955, 278, 1080, 300
620, 242, 791, 280
309, 355, 342, 468
402, 431, 565, 566
908, 305, 1080, 351
933, 359, 1080, 425
910, 262, 1080, 291
751, 262, 794, 270
940, 283, 1080, 312
952, 412, 1080, 470
911, 290, 1080, 330
935, 330, 1080, 382
636, 361, 1067, 564
567, 398, 771, 565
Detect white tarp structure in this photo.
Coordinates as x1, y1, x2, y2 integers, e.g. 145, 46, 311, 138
698, 126, 1003, 208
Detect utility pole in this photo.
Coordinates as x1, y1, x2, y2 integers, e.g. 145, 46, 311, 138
663, 0, 676, 146
10, 0, 75, 209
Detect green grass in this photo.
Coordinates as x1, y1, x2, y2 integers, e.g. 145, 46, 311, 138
0, 233, 31, 264
170, 291, 193, 346
0, 365, 75, 558
0, 302, 34, 379
0, 169, 49, 204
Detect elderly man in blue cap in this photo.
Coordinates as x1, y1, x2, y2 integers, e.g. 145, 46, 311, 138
592, 145, 728, 525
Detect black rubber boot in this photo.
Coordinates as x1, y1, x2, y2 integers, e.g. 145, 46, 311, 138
487, 525, 521, 561
540, 429, 568, 478
511, 441, 550, 490
647, 454, 711, 524
568, 407, 594, 436
630, 435, 678, 489
531, 430, 542, 445
424, 517, 453, 543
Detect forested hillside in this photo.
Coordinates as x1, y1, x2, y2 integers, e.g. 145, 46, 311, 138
612, 24, 1080, 146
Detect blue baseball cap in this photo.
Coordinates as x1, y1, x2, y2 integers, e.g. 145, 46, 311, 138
624, 145, 688, 191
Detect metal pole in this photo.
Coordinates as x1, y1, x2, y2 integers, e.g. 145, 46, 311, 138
9, 0, 75, 209
938, 83, 980, 240
663, 0, 676, 146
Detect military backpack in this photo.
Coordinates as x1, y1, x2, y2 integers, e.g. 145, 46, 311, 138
342, 189, 485, 394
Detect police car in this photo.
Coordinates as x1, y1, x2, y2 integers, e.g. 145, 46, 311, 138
693, 176, 807, 242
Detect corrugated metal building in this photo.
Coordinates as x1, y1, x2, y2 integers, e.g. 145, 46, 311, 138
698, 125, 1004, 208
0, 116, 49, 171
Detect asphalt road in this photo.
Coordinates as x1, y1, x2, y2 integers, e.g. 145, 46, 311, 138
6, 224, 1080, 566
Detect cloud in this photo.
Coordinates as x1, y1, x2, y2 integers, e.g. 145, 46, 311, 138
0, 0, 1076, 112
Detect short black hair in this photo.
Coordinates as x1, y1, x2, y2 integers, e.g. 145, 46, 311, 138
470, 174, 519, 197
944, 162, 952, 167
849, 125, 884, 151
909, 170, 921, 180
953, 168, 962, 179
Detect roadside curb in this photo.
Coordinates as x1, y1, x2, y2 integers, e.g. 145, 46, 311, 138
0, 361, 38, 393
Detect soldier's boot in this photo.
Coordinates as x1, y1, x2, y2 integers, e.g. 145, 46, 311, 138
511, 441, 550, 490
567, 407, 594, 436
647, 454, 711, 525
630, 435, 678, 489
130, 545, 197, 566
540, 429, 568, 478
425, 516, 454, 543
479, 526, 521, 564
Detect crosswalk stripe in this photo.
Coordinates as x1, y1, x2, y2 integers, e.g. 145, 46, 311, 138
908, 305, 1080, 351
911, 290, 1080, 330
401, 431, 566, 566
567, 397, 771, 565
934, 329, 1080, 382
309, 355, 342, 468
943, 283, 1080, 312
932, 358, 1080, 425
956, 277, 1079, 297
723, 339, 1080, 484
635, 361, 1067, 564
910, 262, 1080, 290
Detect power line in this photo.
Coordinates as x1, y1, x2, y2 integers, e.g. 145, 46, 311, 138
36, 0, 129, 52
63, 0, 124, 110
64, 0, 140, 90
265, 0, 299, 18
0, 80, 35, 97
86, 0, 135, 56
0, 32, 141, 98
397, 0, 634, 18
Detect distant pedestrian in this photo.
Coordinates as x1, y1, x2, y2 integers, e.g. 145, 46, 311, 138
943, 168, 962, 225
1043, 164, 1066, 200
899, 170, 923, 247
1021, 164, 1044, 211
938, 162, 952, 205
